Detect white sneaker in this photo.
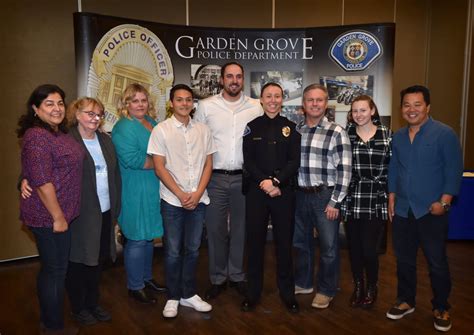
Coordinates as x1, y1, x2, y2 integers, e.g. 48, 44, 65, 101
163, 300, 179, 318
180, 294, 212, 312
295, 285, 314, 295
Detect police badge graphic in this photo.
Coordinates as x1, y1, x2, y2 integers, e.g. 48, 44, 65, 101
329, 31, 382, 72
87, 24, 174, 131
282, 126, 291, 137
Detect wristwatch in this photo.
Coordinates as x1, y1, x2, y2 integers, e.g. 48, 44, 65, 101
440, 201, 451, 212
272, 177, 280, 187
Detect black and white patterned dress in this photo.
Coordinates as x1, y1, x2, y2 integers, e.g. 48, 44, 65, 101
341, 122, 392, 221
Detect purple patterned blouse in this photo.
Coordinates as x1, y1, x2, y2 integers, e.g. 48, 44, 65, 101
20, 127, 85, 227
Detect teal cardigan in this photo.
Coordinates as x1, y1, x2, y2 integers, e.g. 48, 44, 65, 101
111, 115, 163, 240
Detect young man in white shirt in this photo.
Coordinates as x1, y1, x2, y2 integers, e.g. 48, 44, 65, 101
147, 84, 216, 318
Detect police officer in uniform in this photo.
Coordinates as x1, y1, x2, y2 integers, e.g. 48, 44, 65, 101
241, 82, 301, 313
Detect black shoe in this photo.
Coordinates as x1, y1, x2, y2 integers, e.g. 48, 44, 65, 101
433, 309, 452, 332
386, 302, 415, 320
361, 284, 378, 309
71, 310, 98, 326
145, 279, 167, 293
350, 278, 365, 308
229, 280, 248, 296
204, 282, 227, 300
283, 299, 299, 314
89, 305, 111, 322
241, 299, 257, 312
128, 288, 157, 304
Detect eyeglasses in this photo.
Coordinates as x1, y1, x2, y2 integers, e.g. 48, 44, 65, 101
81, 111, 105, 120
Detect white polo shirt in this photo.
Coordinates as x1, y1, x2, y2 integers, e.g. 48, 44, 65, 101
194, 92, 263, 171
147, 115, 216, 207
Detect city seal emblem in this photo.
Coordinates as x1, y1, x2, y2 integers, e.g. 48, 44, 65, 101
329, 30, 382, 72
87, 24, 174, 131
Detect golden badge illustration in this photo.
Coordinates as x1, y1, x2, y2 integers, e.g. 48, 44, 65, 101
87, 24, 174, 131
282, 126, 291, 137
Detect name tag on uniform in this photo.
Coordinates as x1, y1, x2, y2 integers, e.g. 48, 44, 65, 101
252, 137, 262, 140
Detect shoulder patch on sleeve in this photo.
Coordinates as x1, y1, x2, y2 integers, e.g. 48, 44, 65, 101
243, 125, 251, 137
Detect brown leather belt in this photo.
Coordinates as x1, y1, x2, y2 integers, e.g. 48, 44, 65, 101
297, 185, 334, 193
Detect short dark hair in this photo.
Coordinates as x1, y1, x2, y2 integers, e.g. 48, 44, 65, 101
170, 84, 193, 101
17, 84, 68, 138
400, 85, 430, 106
260, 82, 283, 97
220, 62, 244, 78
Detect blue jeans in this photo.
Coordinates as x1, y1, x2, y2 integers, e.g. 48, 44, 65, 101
293, 188, 340, 297
123, 239, 154, 290
29, 227, 71, 330
392, 211, 451, 310
161, 200, 205, 300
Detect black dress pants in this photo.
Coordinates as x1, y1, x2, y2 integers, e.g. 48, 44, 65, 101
66, 211, 111, 313
245, 186, 296, 302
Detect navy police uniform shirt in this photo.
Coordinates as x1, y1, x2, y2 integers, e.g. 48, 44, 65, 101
243, 113, 301, 188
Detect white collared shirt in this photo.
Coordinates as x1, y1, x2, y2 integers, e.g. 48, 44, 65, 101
194, 92, 263, 170
147, 115, 216, 207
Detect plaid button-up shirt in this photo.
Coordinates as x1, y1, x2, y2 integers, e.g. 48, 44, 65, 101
297, 116, 352, 208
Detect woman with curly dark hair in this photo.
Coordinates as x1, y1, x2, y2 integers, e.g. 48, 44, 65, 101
18, 84, 84, 333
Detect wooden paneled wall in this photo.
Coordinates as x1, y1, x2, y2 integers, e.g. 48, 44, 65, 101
0, 0, 470, 260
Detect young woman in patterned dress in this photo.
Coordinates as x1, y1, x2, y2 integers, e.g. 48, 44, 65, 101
342, 95, 392, 308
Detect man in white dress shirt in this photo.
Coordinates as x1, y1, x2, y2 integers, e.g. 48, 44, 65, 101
194, 62, 263, 300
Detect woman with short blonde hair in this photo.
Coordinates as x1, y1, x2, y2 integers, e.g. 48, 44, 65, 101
117, 83, 157, 120
112, 83, 165, 304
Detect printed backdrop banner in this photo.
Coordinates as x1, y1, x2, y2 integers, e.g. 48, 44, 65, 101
74, 12, 395, 131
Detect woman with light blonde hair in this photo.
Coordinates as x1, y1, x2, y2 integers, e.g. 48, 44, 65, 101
111, 83, 165, 304
117, 83, 157, 120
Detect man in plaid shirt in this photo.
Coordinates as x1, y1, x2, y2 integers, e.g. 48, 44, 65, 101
293, 84, 352, 309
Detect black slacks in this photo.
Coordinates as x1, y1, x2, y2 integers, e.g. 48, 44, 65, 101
245, 186, 296, 302
66, 211, 111, 313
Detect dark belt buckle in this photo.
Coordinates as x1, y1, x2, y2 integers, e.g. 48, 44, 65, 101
213, 169, 243, 175
312, 185, 324, 193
